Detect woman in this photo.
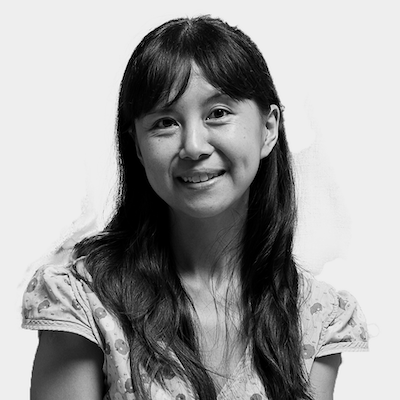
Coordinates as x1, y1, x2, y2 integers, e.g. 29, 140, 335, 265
22, 16, 368, 400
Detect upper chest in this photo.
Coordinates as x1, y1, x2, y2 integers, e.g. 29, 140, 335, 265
187, 285, 246, 387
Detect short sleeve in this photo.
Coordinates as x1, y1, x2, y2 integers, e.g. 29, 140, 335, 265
22, 263, 103, 347
316, 289, 369, 357
300, 274, 368, 368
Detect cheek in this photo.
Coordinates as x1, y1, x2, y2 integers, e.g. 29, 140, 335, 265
228, 134, 263, 169
229, 140, 263, 186
139, 145, 173, 192
142, 156, 164, 185
139, 141, 164, 172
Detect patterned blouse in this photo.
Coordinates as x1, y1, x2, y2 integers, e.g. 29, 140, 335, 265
22, 257, 368, 400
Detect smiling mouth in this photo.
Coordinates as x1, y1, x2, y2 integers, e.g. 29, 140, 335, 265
180, 171, 225, 183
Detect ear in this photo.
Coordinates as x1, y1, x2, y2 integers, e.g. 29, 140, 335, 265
260, 104, 280, 159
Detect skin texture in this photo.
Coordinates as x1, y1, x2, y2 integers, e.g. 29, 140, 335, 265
31, 331, 104, 400
309, 354, 342, 399
134, 65, 278, 221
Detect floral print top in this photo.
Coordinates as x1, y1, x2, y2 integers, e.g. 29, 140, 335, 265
22, 258, 368, 400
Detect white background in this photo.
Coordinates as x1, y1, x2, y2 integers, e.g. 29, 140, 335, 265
1, 0, 399, 398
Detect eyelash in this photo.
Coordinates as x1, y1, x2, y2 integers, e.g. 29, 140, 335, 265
153, 118, 177, 130
207, 108, 231, 120
152, 108, 231, 130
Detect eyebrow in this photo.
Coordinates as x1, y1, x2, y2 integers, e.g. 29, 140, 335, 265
203, 92, 236, 106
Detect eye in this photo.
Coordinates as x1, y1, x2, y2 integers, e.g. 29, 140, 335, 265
207, 108, 230, 120
154, 118, 178, 129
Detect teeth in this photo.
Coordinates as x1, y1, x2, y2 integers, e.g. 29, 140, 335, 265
181, 172, 221, 183
200, 173, 208, 182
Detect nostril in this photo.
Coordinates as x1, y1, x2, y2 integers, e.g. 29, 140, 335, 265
179, 150, 211, 160
179, 131, 213, 160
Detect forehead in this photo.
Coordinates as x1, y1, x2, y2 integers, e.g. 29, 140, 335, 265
152, 64, 224, 110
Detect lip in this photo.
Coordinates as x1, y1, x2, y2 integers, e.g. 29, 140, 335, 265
176, 169, 225, 184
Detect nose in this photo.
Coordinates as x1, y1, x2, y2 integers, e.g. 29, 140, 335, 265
179, 122, 213, 160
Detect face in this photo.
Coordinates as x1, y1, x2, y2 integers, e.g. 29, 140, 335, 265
134, 66, 279, 221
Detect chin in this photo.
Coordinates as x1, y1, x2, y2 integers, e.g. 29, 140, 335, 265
171, 202, 247, 222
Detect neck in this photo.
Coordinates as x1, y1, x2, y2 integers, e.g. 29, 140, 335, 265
170, 209, 246, 286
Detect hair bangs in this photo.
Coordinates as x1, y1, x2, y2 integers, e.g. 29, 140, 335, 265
128, 51, 192, 119
124, 16, 276, 126
185, 19, 275, 111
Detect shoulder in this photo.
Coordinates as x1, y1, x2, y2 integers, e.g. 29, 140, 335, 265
298, 270, 368, 363
22, 257, 103, 347
23, 261, 84, 310
23, 257, 135, 397
23, 256, 93, 311
299, 271, 339, 322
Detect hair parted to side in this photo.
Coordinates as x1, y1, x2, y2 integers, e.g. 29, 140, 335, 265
74, 15, 312, 400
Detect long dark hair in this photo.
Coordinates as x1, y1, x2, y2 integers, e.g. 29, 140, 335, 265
74, 16, 312, 400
